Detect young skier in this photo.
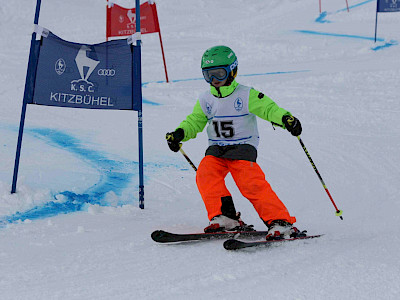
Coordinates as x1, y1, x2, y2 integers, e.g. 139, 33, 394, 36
166, 45, 302, 240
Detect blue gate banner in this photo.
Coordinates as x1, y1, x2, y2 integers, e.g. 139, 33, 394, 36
378, 0, 400, 12
13, 0, 145, 209
30, 31, 139, 110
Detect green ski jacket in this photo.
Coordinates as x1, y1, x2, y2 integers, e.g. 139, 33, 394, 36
177, 80, 291, 142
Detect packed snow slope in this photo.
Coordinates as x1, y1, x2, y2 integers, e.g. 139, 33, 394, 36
1, 0, 400, 299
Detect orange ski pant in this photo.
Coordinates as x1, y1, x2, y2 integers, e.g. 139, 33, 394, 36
196, 155, 296, 225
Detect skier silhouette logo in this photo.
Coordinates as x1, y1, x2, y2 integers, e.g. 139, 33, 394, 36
75, 45, 99, 82
127, 10, 135, 24
71, 45, 100, 93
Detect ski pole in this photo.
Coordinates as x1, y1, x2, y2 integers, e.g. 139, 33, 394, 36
166, 133, 198, 172
178, 144, 197, 172
297, 136, 343, 220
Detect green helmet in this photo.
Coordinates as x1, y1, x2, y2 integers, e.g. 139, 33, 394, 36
201, 45, 238, 69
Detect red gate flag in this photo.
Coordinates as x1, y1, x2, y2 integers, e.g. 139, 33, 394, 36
107, 1, 159, 37
106, 1, 169, 82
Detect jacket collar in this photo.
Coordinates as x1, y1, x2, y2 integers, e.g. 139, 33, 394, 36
210, 80, 238, 98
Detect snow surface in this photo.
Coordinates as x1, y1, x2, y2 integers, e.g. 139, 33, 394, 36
1, 0, 400, 299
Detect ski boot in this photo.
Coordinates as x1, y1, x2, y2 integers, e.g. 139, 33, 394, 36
204, 213, 254, 233
265, 220, 306, 240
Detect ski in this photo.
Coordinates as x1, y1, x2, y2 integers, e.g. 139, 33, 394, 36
151, 229, 269, 243
223, 234, 323, 250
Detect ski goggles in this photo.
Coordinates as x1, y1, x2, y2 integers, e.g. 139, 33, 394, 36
202, 59, 238, 83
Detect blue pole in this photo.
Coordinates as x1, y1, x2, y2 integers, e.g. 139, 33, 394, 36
135, 0, 144, 209
11, 0, 42, 194
374, 0, 379, 43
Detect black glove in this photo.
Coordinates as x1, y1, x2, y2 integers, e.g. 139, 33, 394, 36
282, 115, 302, 136
166, 128, 185, 152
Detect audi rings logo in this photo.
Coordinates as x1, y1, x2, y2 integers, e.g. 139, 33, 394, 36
97, 69, 116, 76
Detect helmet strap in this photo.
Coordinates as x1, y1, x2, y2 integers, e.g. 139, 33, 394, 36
224, 67, 238, 86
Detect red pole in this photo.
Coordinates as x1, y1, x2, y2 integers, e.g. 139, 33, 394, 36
319, 0, 321, 14
152, 2, 169, 82
106, 0, 110, 41
345, 0, 349, 12
158, 32, 169, 83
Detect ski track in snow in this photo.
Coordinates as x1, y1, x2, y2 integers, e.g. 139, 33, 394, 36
0, 126, 181, 227
0, 128, 136, 226
305, 0, 398, 51
315, 0, 375, 23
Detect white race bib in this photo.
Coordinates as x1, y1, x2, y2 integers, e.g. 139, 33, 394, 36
199, 84, 259, 148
